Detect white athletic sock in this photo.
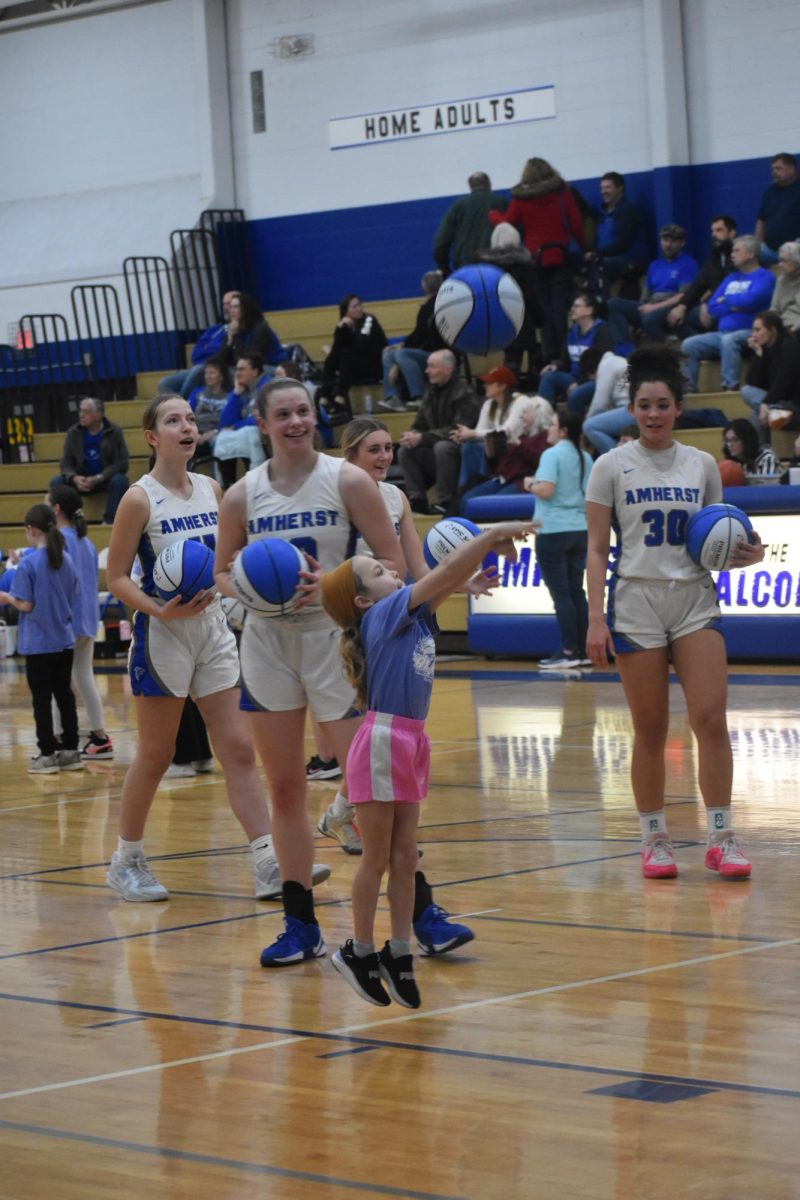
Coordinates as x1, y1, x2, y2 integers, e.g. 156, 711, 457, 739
331, 791, 350, 819
353, 940, 375, 958
117, 837, 144, 861
389, 938, 411, 958
250, 834, 275, 865
706, 807, 732, 839
639, 810, 667, 840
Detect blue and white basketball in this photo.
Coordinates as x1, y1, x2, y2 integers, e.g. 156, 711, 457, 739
423, 517, 482, 568
230, 538, 306, 616
434, 264, 524, 355
153, 538, 215, 603
685, 503, 754, 572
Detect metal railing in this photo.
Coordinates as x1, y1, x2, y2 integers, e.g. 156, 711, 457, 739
201, 208, 256, 297
71, 284, 135, 399
123, 255, 178, 372
169, 228, 220, 338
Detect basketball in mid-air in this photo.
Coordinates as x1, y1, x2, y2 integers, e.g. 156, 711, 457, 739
230, 538, 306, 616
685, 503, 754, 572
152, 539, 215, 602
433, 264, 524, 355
423, 517, 482, 568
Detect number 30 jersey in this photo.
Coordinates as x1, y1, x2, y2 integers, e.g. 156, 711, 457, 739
585, 440, 722, 584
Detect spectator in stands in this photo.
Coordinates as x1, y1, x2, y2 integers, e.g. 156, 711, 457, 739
319, 294, 387, 419
158, 290, 237, 399
451, 365, 552, 488
741, 311, 800, 433
224, 292, 287, 371
213, 354, 268, 488
476, 224, 543, 382
397, 349, 479, 514
379, 271, 446, 413
587, 171, 647, 297
459, 402, 550, 513
537, 292, 614, 414
188, 355, 231, 461
755, 153, 800, 263
681, 236, 775, 392
607, 224, 698, 343
665, 215, 738, 338
51, 397, 129, 524
722, 419, 780, 478
433, 172, 507, 275
274, 359, 317, 405
488, 158, 585, 365
772, 242, 800, 332
580, 347, 632, 455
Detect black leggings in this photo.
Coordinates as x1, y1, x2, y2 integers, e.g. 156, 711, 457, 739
25, 648, 78, 755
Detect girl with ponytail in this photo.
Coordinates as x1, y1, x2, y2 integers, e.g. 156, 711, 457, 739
0, 503, 81, 773
49, 484, 113, 759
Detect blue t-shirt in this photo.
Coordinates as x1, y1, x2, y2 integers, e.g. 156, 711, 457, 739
566, 320, 610, 377
62, 526, 99, 638
361, 585, 439, 720
11, 545, 76, 655
646, 253, 698, 296
707, 268, 775, 332
82, 429, 103, 476
757, 179, 800, 250
534, 441, 594, 534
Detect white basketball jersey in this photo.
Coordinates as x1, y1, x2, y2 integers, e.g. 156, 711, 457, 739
244, 454, 355, 618
585, 440, 722, 583
353, 481, 404, 559
133, 472, 220, 598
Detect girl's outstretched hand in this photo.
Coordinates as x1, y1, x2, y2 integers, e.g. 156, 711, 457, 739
464, 566, 499, 596
488, 521, 539, 564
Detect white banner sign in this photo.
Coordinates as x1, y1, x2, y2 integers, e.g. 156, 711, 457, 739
470, 514, 800, 619
329, 86, 555, 150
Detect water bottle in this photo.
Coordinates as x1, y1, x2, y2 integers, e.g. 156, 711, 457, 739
363, 393, 373, 414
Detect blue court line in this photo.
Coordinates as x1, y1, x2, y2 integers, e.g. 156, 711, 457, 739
317, 1046, 379, 1059
1, 991, 798, 1104
85, 1016, 146, 1029
470, 914, 771, 944
0, 1120, 465, 1200
437, 667, 800, 686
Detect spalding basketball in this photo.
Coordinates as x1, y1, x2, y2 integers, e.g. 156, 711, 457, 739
434, 264, 524, 355
685, 503, 754, 572
153, 539, 215, 602
230, 538, 306, 616
718, 459, 746, 487
423, 517, 481, 568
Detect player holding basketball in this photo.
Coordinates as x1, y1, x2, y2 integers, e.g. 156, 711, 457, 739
105, 394, 317, 903
320, 521, 533, 1007
585, 346, 764, 880
214, 379, 406, 966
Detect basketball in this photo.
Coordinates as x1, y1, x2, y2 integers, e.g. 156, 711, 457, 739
423, 517, 482, 568
433, 264, 524, 355
230, 538, 306, 615
220, 595, 246, 631
153, 538, 215, 602
718, 459, 746, 487
685, 503, 754, 572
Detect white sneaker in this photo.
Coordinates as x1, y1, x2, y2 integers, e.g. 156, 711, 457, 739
107, 852, 169, 901
317, 804, 363, 855
539, 654, 581, 669
164, 763, 195, 778
254, 854, 332, 900
57, 749, 85, 771
28, 753, 59, 775
192, 758, 214, 773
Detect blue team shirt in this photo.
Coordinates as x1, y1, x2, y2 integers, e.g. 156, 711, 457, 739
646, 253, 698, 296
361, 585, 439, 720
10, 546, 76, 655
62, 526, 100, 638
707, 269, 775, 331
82, 429, 103, 475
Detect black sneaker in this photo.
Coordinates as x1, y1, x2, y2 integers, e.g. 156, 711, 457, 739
305, 754, 342, 781
331, 940, 390, 1006
378, 942, 420, 1009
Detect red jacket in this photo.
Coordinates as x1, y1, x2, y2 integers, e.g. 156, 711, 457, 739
490, 188, 585, 267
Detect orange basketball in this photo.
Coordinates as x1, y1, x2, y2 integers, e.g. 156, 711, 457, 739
718, 459, 746, 487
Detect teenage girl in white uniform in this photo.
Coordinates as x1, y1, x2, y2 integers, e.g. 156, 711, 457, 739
585, 346, 764, 881
215, 380, 406, 966
105, 394, 288, 903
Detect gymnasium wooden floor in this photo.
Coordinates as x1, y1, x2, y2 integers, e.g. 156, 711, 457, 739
1, 654, 798, 1200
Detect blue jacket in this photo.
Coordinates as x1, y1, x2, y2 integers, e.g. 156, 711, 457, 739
707, 269, 775, 332
596, 198, 645, 260
218, 383, 266, 430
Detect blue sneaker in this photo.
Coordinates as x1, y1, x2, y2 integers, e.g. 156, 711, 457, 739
260, 916, 327, 967
413, 903, 475, 957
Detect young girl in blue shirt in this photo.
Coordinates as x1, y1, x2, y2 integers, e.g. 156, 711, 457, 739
0, 503, 80, 774
320, 520, 532, 1008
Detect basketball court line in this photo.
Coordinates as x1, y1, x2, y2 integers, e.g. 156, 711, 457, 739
1, 932, 799, 1103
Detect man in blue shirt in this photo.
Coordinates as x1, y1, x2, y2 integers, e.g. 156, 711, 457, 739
681, 236, 775, 391
755, 153, 800, 263
51, 397, 129, 523
607, 224, 698, 342
587, 171, 647, 298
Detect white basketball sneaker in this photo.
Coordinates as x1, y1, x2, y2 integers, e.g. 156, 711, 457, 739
107, 852, 169, 902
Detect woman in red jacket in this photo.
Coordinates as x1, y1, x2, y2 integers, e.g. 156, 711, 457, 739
490, 158, 586, 365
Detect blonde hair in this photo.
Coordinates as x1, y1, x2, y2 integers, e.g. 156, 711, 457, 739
339, 416, 391, 460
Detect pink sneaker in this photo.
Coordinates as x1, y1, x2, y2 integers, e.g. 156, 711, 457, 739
641, 834, 678, 879
705, 831, 751, 879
